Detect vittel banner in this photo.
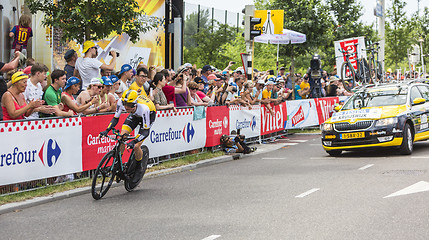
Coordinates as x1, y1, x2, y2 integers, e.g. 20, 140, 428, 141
314, 97, 339, 124
261, 102, 287, 135
81, 114, 131, 171
285, 99, 319, 129
0, 118, 83, 186
146, 108, 206, 158
229, 105, 261, 138
205, 106, 229, 147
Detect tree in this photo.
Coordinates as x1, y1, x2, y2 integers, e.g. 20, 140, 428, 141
27, 0, 160, 44
184, 9, 211, 49
184, 22, 237, 68
385, 0, 412, 68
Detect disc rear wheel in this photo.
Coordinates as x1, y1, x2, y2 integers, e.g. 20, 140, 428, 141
125, 145, 149, 191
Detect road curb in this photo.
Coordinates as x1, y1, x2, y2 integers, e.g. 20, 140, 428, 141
0, 143, 284, 215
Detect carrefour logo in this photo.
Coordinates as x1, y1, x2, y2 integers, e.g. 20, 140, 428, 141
39, 139, 62, 167
150, 123, 196, 143
182, 123, 195, 143
0, 139, 61, 168
236, 116, 257, 131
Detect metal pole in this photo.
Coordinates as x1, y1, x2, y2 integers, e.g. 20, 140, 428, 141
378, 0, 385, 71
419, 38, 425, 76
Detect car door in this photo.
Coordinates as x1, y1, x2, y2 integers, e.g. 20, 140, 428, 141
415, 85, 429, 139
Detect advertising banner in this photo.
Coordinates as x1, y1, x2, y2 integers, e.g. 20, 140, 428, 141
205, 106, 230, 147
285, 99, 319, 129
260, 102, 287, 135
334, 36, 366, 74
145, 108, 206, 158
229, 105, 261, 138
81, 114, 131, 171
314, 97, 340, 124
0, 118, 82, 186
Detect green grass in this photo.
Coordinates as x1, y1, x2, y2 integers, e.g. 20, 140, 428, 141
288, 128, 321, 134
0, 151, 224, 206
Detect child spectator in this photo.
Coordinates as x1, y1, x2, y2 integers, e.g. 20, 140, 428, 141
9, 15, 33, 59
23, 63, 55, 119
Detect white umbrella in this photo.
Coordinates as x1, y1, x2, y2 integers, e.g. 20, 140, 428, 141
254, 29, 306, 72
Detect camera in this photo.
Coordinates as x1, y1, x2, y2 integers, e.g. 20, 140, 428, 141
109, 52, 120, 57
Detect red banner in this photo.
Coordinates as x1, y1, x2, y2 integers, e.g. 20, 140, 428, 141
260, 102, 287, 135
339, 38, 359, 71
314, 97, 339, 124
81, 114, 132, 171
205, 106, 229, 147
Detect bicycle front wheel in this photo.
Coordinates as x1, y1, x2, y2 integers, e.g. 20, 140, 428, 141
341, 62, 356, 92
92, 151, 117, 200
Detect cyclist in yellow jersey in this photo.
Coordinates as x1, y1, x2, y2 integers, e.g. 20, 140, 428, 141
100, 89, 156, 181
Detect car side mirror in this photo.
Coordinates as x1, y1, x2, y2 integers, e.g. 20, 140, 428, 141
334, 105, 342, 112
412, 97, 426, 105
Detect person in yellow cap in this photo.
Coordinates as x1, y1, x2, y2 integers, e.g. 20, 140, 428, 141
73, 40, 117, 91
1, 71, 43, 120
386, 68, 393, 81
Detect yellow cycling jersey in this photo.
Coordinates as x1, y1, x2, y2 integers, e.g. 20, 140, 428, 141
136, 95, 156, 112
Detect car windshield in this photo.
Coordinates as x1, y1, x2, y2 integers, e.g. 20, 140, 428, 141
342, 87, 408, 110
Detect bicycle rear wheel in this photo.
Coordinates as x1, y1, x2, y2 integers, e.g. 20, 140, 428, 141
341, 62, 356, 92
92, 151, 117, 200
124, 145, 149, 191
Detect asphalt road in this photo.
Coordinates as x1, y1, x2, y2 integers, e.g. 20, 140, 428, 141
2, 134, 429, 240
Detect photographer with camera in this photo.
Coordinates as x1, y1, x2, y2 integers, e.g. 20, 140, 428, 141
306, 54, 324, 98
74, 41, 117, 90
220, 132, 255, 154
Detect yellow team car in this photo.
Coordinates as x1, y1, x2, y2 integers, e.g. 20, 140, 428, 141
321, 81, 429, 156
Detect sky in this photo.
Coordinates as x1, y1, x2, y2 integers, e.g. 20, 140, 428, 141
184, 0, 429, 25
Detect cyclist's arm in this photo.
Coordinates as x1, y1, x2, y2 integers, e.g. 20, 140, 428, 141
105, 101, 125, 131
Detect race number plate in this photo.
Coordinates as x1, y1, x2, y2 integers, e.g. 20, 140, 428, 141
341, 132, 365, 139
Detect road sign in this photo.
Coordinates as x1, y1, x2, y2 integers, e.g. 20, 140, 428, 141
254, 10, 284, 35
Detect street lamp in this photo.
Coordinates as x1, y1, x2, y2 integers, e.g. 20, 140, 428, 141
418, 38, 425, 76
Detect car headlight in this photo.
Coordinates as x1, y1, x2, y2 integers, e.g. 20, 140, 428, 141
321, 123, 333, 131
375, 117, 398, 127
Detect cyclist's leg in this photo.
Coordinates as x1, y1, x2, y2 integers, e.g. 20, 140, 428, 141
120, 114, 140, 154
133, 110, 156, 161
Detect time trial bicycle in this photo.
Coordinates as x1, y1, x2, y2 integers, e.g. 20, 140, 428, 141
91, 128, 149, 200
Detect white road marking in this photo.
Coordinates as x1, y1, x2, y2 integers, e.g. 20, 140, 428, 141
411, 156, 429, 159
358, 164, 374, 170
262, 157, 287, 160
295, 188, 320, 198
202, 235, 221, 240
310, 157, 330, 159
383, 181, 429, 198
283, 143, 298, 146
287, 139, 308, 143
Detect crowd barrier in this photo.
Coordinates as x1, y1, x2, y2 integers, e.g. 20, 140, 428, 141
0, 96, 345, 186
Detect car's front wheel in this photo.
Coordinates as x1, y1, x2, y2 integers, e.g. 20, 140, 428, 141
399, 123, 413, 155
326, 150, 342, 157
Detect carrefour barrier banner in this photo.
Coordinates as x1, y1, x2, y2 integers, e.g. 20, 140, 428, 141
146, 108, 206, 157
205, 106, 230, 147
285, 99, 320, 129
261, 102, 287, 135
0, 118, 82, 186
82, 114, 132, 171
229, 105, 261, 138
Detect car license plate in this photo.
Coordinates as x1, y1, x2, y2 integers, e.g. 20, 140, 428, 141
341, 132, 365, 139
